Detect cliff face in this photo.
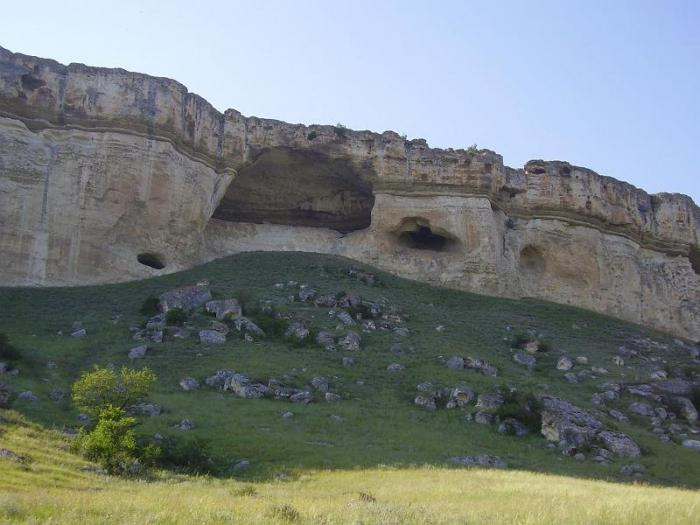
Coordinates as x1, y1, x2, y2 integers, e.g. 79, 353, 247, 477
1, 46, 698, 339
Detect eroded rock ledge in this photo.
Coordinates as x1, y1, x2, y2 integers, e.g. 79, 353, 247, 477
0, 46, 698, 340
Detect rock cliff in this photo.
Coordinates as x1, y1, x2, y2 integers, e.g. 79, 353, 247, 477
0, 46, 698, 339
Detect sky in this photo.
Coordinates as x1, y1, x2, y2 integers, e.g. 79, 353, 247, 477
2, 0, 699, 202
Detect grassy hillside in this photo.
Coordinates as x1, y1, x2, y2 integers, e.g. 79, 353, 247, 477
0, 251, 699, 521
1, 410, 699, 524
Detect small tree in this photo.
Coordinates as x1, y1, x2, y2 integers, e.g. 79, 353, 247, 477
73, 406, 139, 474
72, 366, 157, 416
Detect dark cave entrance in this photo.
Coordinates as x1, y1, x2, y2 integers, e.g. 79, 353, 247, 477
137, 252, 165, 270
395, 218, 457, 252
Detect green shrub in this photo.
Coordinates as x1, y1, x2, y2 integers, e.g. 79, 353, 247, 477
306, 131, 318, 141
139, 296, 160, 316
72, 406, 140, 475
72, 366, 157, 416
467, 143, 479, 155
165, 308, 187, 326
152, 435, 216, 474
496, 390, 542, 431
0, 333, 20, 362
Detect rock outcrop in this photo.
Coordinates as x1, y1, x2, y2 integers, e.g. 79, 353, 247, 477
1, 46, 698, 340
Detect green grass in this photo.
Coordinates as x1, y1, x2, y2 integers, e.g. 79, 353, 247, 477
1, 410, 699, 524
1, 251, 699, 493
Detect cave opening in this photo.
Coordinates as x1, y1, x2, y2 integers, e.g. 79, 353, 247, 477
395, 218, 456, 252
212, 147, 374, 233
399, 226, 450, 251
137, 252, 165, 270
519, 245, 546, 275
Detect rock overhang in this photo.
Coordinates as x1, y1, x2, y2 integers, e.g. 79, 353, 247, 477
0, 45, 698, 340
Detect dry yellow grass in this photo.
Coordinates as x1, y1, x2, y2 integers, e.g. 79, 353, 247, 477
1, 410, 698, 524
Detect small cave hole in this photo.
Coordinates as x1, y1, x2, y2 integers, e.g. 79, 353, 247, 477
137, 253, 165, 270
397, 220, 455, 252
519, 245, 546, 275
21, 74, 46, 91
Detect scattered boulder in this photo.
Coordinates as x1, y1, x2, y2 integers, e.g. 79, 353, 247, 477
173, 419, 194, 431
205, 369, 234, 388
311, 376, 329, 392
649, 370, 668, 380
128, 345, 148, 360
557, 356, 573, 371
298, 286, 317, 302
342, 356, 354, 367
325, 392, 341, 402
205, 299, 241, 319
71, 328, 87, 338
446, 356, 465, 369
627, 384, 661, 401
682, 439, 700, 452
336, 311, 355, 326
564, 373, 578, 383
317, 331, 336, 351
523, 340, 541, 354
445, 386, 475, 408
282, 411, 294, 419
337, 331, 361, 351
387, 363, 404, 372
609, 409, 629, 423
475, 394, 504, 412
597, 431, 641, 457
464, 357, 498, 376
628, 401, 655, 418
179, 377, 199, 391
449, 455, 507, 469
285, 321, 310, 340
497, 418, 529, 437
620, 464, 646, 476
159, 284, 212, 312
668, 397, 698, 424
654, 379, 697, 397
0, 448, 28, 463
539, 396, 603, 455
17, 391, 38, 402
210, 321, 230, 334
473, 411, 495, 424
513, 352, 536, 369
314, 294, 337, 308
199, 330, 226, 344
233, 317, 265, 337
290, 391, 313, 404
232, 459, 251, 472
414, 395, 437, 411
575, 356, 589, 365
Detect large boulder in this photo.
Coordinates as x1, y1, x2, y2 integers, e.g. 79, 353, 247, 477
337, 331, 361, 351
205, 369, 234, 388
233, 317, 265, 337
445, 386, 475, 408
539, 396, 603, 455
159, 285, 212, 312
205, 299, 241, 319
475, 394, 504, 412
597, 431, 641, 457
128, 345, 148, 360
199, 330, 226, 344
464, 356, 498, 376
414, 395, 437, 411
668, 396, 698, 424
179, 377, 199, 391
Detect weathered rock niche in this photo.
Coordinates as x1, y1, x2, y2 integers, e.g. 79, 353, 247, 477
0, 46, 698, 340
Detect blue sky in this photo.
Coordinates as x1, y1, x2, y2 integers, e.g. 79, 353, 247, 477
3, 0, 699, 202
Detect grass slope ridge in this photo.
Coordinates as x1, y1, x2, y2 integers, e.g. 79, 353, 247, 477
1, 410, 699, 524
0, 251, 699, 488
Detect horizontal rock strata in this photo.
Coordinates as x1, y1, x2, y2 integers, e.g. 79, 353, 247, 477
0, 46, 698, 339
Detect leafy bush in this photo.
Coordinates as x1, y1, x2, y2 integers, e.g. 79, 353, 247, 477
152, 435, 217, 474
496, 390, 542, 431
306, 131, 318, 141
165, 308, 187, 326
0, 333, 20, 362
72, 366, 157, 416
72, 406, 141, 475
139, 296, 160, 316
467, 143, 479, 155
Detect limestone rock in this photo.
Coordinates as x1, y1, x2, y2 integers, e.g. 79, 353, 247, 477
205, 299, 241, 319
160, 285, 212, 312
448, 455, 507, 469
414, 395, 437, 411
199, 330, 226, 344
0, 46, 698, 341
557, 356, 573, 371
128, 345, 148, 360
179, 377, 199, 391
